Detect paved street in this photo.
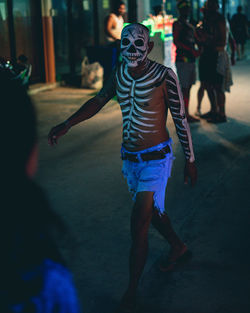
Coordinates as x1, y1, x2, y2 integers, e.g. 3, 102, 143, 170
32, 54, 250, 313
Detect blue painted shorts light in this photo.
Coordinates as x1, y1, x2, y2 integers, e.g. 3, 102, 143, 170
121, 139, 175, 214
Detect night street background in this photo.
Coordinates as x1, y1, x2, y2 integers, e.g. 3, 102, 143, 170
32, 50, 250, 313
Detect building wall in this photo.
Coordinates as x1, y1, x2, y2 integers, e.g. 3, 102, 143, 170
0, 0, 45, 82
0, 0, 10, 58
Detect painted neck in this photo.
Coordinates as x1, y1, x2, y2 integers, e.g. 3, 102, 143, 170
127, 58, 150, 80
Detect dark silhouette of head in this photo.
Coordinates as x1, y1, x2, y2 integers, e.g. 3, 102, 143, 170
0, 68, 37, 178
0, 69, 66, 308
204, 0, 219, 12
152, 5, 162, 16
237, 5, 242, 13
114, 1, 126, 16
177, 0, 191, 18
18, 54, 28, 63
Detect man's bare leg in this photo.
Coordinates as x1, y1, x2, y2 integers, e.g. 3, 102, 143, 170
206, 84, 217, 114
196, 83, 205, 115
217, 89, 226, 117
117, 191, 154, 312
241, 43, 245, 59
207, 86, 227, 123
236, 44, 241, 60
200, 83, 217, 119
151, 210, 187, 263
182, 87, 200, 123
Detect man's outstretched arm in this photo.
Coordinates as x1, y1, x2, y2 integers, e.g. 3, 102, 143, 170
165, 68, 197, 186
48, 74, 116, 146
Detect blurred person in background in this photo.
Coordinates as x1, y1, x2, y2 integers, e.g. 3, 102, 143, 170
195, 4, 235, 117
173, 0, 201, 123
231, 5, 249, 60
104, 1, 126, 79
0, 69, 81, 313
105, 1, 126, 45
195, 0, 232, 123
15, 54, 32, 89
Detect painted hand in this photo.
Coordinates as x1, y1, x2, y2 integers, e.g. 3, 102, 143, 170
48, 122, 69, 146
184, 161, 197, 186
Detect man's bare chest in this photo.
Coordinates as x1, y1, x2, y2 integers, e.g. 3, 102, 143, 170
115, 62, 168, 116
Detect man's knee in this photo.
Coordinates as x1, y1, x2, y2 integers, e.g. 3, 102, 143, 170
133, 192, 154, 216
131, 192, 154, 239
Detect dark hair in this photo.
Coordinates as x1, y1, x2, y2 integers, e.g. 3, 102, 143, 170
205, 0, 219, 10
114, 1, 125, 11
152, 5, 162, 16
177, 0, 191, 10
0, 68, 37, 177
237, 5, 242, 12
18, 54, 28, 63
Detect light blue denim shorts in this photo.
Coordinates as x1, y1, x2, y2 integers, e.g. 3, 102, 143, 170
121, 139, 175, 214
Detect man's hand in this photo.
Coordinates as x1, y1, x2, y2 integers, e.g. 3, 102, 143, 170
48, 122, 70, 146
184, 161, 197, 186
191, 48, 201, 58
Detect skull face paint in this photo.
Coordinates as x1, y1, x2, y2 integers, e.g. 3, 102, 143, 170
120, 24, 150, 68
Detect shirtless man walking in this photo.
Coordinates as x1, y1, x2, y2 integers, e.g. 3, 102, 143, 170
48, 23, 197, 313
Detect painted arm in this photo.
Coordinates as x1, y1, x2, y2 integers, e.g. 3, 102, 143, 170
166, 68, 197, 185
48, 73, 116, 146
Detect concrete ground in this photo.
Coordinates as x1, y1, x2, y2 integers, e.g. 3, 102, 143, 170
32, 51, 250, 313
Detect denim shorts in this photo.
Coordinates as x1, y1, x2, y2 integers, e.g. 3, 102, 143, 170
121, 139, 175, 214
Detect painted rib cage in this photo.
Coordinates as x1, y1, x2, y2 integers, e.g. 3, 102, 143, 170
116, 62, 168, 149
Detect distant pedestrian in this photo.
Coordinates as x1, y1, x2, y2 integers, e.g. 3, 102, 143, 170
104, 1, 126, 79
104, 1, 126, 45
0, 69, 81, 313
231, 5, 249, 60
173, 0, 200, 123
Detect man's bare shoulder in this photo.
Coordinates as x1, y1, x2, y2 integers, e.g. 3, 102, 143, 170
107, 13, 117, 21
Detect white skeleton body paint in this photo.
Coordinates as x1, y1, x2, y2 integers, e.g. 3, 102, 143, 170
120, 24, 149, 68
165, 68, 195, 162
115, 60, 195, 161
116, 61, 166, 150
98, 23, 194, 161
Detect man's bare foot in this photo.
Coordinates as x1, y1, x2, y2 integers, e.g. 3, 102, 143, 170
194, 109, 201, 117
159, 244, 192, 272
187, 115, 200, 123
115, 291, 137, 313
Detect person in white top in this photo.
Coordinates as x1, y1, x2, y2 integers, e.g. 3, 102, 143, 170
105, 1, 126, 43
